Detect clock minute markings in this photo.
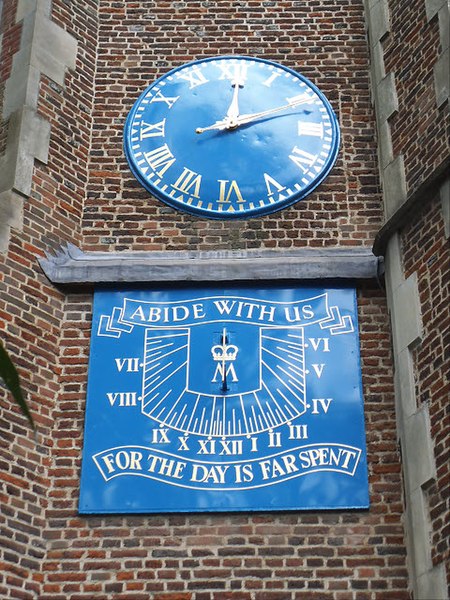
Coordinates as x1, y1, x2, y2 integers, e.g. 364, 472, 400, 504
289, 146, 318, 174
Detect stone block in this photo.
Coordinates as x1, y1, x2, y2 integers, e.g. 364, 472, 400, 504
367, 0, 390, 45
371, 41, 386, 88
3, 4, 77, 118
378, 118, 393, 169
38, 245, 382, 285
394, 349, 417, 420
424, 0, 447, 22
0, 107, 51, 197
16, 0, 51, 24
384, 233, 404, 296
438, 4, 449, 50
376, 72, 398, 123
391, 271, 422, 352
441, 177, 449, 238
409, 487, 432, 575
383, 155, 407, 218
416, 563, 448, 600
32, 12, 78, 84
403, 407, 436, 491
434, 47, 449, 108
0, 190, 24, 254
383, 155, 407, 219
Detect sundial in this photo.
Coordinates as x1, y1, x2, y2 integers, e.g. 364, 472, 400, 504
79, 286, 369, 513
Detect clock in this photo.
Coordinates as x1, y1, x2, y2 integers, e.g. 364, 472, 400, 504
123, 55, 340, 219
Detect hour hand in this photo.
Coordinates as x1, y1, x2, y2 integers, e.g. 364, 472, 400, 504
195, 119, 229, 134
226, 79, 244, 125
196, 79, 243, 134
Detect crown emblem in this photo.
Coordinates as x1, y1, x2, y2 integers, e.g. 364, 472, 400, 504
211, 343, 238, 362
211, 328, 239, 391
211, 328, 239, 363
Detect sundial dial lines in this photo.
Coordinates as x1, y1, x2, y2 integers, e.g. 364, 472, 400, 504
140, 324, 308, 437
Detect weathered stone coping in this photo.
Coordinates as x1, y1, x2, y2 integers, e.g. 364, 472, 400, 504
39, 244, 383, 285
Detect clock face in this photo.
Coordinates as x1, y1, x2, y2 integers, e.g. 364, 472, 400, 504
124, 56, 340, 219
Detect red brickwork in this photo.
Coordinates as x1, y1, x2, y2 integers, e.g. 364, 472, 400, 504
83, 0, 382, 252
383, 0, 449, 196
0, 0, 414, 598
0, 0, 99, 597
44, 287, 409, 600
402, 193, 450, 589
382, 0, 449, 593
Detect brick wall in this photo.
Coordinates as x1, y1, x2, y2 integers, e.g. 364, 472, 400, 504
366, 0, 449, 595
83, 0, 382, 252
0, 0, 21, 153
382, 0, 447, 196
0, 0, 98, 597
402, 192, 450, 589
0, 0, 416, 598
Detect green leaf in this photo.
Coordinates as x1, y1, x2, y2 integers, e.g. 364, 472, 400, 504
0, 343, 35, 431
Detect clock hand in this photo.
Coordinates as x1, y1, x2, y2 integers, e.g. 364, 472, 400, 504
221, 327, 229, 392
194, 79, 243, 135
196, 95, 310, 134
226, 78, 244, 126
195, 118, 228, 135
230, 95, 310, 127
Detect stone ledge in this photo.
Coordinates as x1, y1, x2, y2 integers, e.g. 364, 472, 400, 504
39, 244, 383, 285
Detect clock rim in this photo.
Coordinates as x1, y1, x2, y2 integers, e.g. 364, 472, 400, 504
123, 55, 341, 220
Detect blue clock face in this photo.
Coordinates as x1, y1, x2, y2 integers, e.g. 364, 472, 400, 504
124, 56, 340, 219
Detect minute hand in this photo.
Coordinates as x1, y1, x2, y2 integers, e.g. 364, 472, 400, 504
195, 96, 310, 135
233, 97, 310, 127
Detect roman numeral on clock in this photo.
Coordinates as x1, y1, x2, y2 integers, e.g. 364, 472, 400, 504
139, 119, 166, 139
176, 66, 208, 88
264, 173, 286, 198
217, 61, 249, 84
172, 167, 202, 198
262, 70, 282, 87
144, 143, 176, 177
149, 89, 180, 108
298, 121, 324, 138
289, 146, 317, 173
217, 179, 245, 204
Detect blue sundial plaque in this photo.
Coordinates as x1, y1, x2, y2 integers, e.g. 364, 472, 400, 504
79, 286, 369, 513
